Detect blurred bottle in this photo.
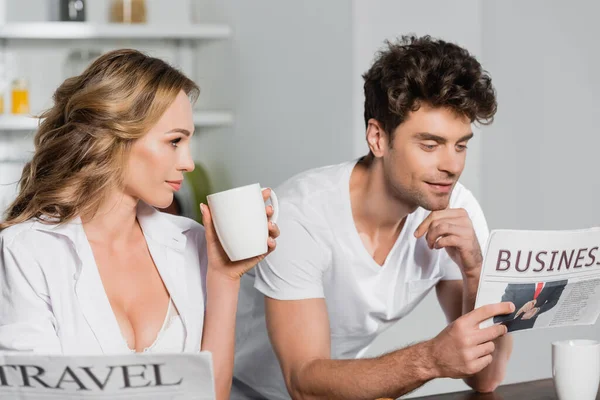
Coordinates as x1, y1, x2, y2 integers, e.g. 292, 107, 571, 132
48, 0, 86, 22
110, 0, 147, 24
60, 0, 86, 22
0, 53, 7, 114
11, 78, 29, 115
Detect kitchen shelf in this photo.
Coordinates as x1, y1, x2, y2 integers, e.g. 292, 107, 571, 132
0, 22, 232, 40
0, 111, 234, 131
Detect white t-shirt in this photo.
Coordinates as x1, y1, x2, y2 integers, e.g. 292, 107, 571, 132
232, 160, 489, 400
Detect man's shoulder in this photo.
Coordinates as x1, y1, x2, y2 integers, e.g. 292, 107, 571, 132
276, 161, 353, 213
278, 161, 352, 193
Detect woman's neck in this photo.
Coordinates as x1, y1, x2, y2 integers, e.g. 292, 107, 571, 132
81, 190, 140, 247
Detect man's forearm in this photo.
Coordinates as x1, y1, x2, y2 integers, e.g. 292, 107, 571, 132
462, 269, 513, 392
464, 331, 513, 392
461, 269, 480, 314
290, 341, 438, 400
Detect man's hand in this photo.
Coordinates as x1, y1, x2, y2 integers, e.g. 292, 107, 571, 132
514, 300, 537, 319
414, 208, 482, 274
427, 302, 514, 379
521, 307, 540, 320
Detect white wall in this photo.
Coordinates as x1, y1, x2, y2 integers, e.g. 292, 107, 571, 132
479, 0, 600, 389
202, 0, 354, 190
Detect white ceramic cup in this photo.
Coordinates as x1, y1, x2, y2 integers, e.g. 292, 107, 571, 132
552, 339, 600, 400
207, 183, 279, 262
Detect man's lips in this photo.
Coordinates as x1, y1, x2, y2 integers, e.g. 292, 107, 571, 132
425, 181, 453, 193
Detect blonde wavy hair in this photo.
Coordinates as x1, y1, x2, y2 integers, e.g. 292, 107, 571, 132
0, 49, 199, 230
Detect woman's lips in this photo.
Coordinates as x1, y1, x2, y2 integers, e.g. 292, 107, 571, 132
166, 180, 182, 191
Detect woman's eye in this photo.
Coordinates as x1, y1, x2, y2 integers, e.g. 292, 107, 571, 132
170, 138, 182, 147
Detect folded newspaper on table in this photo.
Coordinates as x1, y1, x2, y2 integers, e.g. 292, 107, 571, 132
475, 228, 600, 332
0, 352, 214, 399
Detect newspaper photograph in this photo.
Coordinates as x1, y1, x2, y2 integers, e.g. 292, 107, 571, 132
475, 227, 600, 332
0, 352, 214, 399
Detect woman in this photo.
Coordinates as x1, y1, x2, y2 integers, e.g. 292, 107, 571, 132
0, 49, 279, 399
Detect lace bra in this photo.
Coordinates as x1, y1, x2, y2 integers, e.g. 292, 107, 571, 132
122, 298, 185, 353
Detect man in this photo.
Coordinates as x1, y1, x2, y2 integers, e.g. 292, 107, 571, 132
494, 280, 568, 332
232, 35, 514, 400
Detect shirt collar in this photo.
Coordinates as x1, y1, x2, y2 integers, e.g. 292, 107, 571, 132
31, 201, 189, 252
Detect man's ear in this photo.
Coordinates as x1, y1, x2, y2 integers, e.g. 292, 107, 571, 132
365, 118, 389, 157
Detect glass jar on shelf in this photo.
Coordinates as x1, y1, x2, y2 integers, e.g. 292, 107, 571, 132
110, 0, 147, 24
11, 78, 29, 115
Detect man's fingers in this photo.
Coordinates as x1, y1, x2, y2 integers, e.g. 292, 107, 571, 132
473, 323, 508, 345
415, 209, 470, 238
471, 341, 496, 359
432, 234, 465, 250
426, 219, 473, 247
467, 302, 515, 324
469, 354, 494, 374
414, 211, 438, 238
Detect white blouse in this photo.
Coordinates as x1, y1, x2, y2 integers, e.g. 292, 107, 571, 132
0, 202, 208, 355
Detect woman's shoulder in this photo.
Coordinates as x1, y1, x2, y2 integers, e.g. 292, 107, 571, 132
0, 219, 46, 247
0, 219, 75, 273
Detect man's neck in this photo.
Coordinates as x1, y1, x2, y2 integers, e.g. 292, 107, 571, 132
350, 155, 415, 233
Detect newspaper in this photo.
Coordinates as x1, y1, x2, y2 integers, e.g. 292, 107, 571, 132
0, 352, 214, 399
475, 228, 600, 332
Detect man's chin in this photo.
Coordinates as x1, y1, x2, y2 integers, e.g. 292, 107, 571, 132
419, 197, 450, 211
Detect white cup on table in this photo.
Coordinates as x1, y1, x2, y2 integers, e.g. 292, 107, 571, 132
207, 183, 279, 262
552, 339, 600, 400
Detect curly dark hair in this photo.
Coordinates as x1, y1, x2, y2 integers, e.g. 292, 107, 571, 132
363, 35, 497, 143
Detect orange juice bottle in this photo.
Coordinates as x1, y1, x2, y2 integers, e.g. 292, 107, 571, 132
11, 78, 29, 115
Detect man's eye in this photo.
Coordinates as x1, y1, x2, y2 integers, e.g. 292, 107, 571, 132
456, 144, 468, 152
421, 143, 437, 151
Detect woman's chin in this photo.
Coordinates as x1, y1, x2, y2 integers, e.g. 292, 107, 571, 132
143, 194, 174, 210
